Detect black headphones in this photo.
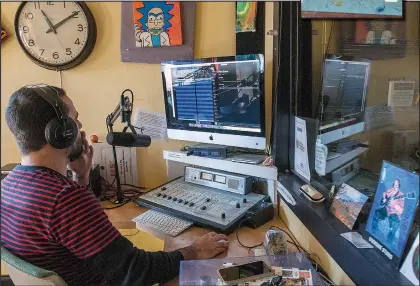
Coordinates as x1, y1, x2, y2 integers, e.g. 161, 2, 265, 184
26, 84, 78, 149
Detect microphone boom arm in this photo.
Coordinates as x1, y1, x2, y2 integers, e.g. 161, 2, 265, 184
105, 89, 136, 204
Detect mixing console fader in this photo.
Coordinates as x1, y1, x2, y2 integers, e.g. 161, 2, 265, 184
135, 177, 267, 233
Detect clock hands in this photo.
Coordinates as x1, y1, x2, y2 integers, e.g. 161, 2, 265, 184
41, 10, 57, 34
46, 11, 79, 34
41, 10, 64, 50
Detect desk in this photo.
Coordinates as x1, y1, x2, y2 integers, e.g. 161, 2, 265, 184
104, 202, 295, 285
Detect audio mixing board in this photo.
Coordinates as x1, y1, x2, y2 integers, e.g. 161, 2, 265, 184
135, 177, 267, 233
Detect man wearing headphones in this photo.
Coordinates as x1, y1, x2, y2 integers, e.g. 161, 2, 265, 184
1, 85, 229, 286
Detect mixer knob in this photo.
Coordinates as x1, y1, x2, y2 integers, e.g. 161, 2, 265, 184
157, 193, 162, 197
221, 213, 226, 219
201, 206, 207, 210
236, 203, 240, 208
184, 201, 189, 205
205, 198, 211, 202
189, 202, 195, 207
178, 199, 183, 203
242, 198, 247, 203
173, 197, 177, 201
168, 196, 172, 199
161, 187, 166, 191
162, 194, 167, 198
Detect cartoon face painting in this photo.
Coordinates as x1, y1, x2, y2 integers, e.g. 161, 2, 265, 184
133, 2, 182, 48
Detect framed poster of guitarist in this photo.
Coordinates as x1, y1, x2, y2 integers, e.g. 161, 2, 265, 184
365, 161, 419, 267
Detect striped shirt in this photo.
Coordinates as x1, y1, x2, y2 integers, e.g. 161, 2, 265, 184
1, 165, 120, 285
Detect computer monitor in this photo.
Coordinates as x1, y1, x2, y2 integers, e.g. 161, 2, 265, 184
161, 54, 266, 149
318, 58, 371, 144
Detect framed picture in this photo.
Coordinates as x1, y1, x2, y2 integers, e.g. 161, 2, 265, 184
340, 19, 407, 60
301, 0, 403, 18
132, 2, 182, 48
354, 20, 405, 45
236, 2, 257, 33
330, 183, 369, 230
120, 2, 195, 64
364, 161, 419, 267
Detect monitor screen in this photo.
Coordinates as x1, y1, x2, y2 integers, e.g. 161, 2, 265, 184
161, 54, 265, 139
317, 58, 371, 144
320, 59, 370, 124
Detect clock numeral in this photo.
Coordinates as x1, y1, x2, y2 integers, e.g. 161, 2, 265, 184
33, 2, 41, 9
46, 1, 54, 5
74, 38, 81, 45
66, 48, 72, 55
22, 26, 29, 33
53, 52, 59, 59
63, 2, 66, 8
40, 49, 45, 56
72, 11, 79, 18
77, 24, 84, 32
24, 13, 34, 20
28, 39, 35, 47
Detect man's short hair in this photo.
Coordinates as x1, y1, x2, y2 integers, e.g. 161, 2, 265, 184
5, 85, 67, 155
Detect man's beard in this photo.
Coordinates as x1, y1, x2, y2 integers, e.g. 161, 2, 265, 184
68, 135, 84, 162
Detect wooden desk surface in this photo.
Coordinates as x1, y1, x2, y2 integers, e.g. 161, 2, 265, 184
104, 202, 293, 285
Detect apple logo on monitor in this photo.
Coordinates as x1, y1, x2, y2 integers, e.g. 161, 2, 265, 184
209, 135, 213, 141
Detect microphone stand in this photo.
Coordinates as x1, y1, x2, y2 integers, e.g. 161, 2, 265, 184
106, 90, 136, 204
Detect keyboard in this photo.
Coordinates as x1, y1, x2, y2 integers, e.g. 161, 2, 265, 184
132, 210, 193, 237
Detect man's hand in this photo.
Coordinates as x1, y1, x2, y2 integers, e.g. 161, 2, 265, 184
68, 131, 93, 185
180, 232, 229, 260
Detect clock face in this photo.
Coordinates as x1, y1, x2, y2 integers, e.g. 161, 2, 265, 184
15, 1, 96, 70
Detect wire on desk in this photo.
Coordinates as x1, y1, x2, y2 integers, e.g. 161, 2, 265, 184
236, 218, 263, 249
103, 200, 130, 209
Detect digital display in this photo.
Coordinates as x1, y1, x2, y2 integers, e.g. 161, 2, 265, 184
161, 54, 264, 135
201, 173, 213, 181
218, 261, 271, 282
214, 175, 226, 184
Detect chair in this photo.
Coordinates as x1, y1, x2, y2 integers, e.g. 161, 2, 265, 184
1, 245, 67, 286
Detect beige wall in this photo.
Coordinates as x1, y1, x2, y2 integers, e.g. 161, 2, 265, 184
1, 2, 273, 188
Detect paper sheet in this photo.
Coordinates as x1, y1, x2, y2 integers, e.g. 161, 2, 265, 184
315, 139, 327, 176
133, 108, 168, 141
294, 117, 311, 182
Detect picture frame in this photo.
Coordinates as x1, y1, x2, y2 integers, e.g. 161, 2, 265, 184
330, 183, 369, 230
120, 2, 195, 64
339, 19, 407, 60
364, 161, 419, 267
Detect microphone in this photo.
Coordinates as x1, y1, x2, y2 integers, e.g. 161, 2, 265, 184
106, 132, 151, 147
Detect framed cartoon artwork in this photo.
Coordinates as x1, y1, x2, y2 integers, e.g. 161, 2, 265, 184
132, 2, 182, 48
364, 161, 419, 267
121, 1, 195, 63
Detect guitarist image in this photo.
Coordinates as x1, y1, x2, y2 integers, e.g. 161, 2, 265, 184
372, 179, 404, 244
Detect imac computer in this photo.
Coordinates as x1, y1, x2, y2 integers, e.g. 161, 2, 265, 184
161, 54, 266, 150
318, 58, 371, 144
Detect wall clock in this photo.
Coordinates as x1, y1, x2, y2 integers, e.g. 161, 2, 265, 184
14, 1, 96, 71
